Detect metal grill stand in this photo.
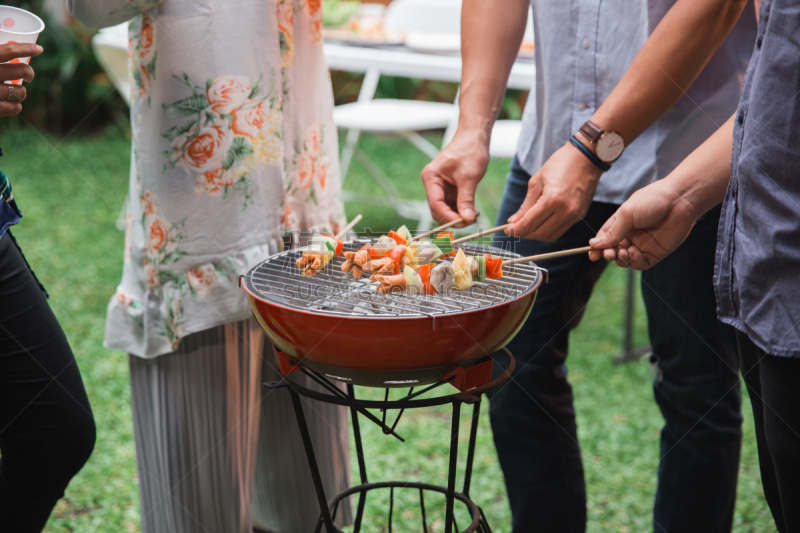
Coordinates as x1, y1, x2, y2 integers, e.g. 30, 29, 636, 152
264, 348, 516, 533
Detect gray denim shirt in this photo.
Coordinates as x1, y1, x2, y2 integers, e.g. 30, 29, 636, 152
516, 0, 755, 205
715, 0, 800, 357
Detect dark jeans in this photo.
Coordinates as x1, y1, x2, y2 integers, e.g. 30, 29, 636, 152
738, 331, 800, 533
488, 158, 741, 533
0, 232, 96, 532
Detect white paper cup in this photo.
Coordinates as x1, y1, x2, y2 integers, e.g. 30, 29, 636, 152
0, 6, 45, 85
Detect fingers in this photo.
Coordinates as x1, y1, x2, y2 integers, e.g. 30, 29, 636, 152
421, 167, 461, 225
456, 180, 478, 224
506, 176, 588, 242
0, 62, 35, 83
507, 176, 548, 237
589, 207, 634, 250
0, 43, 42, 64
0, 101, 23, 117
615, 245, 651, 270
543, 217, 581, 243
507, 175, 542, 224
588, 248, 604, 261
0, 84, 26, 103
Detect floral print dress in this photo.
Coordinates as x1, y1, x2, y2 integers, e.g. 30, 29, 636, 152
69, 0, 344, 357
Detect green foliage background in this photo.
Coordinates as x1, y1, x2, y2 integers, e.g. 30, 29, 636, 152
0, 125, 777, 532
3, 1, 128, 134
0, 2, 776, 531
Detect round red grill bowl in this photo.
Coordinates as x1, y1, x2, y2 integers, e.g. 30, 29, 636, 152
241, 241, 542, 387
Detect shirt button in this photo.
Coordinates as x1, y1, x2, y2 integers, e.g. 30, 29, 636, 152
577, 102, 587, 111
757, 35, 763, 48
581, 38, 591, 49
738, 111, 744, 124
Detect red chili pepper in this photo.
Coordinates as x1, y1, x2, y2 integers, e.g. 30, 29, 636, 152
417, 263, 435, 295
484, 254, 504, 279
388, 247, 405, 275
388, 230, 407, 246
360, 243, 381, 260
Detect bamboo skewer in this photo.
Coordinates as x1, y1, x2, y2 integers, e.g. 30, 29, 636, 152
451, 224, 512, 245
412, 215, 478, 241
334, 214, 363, 240
506, 246, 596, 265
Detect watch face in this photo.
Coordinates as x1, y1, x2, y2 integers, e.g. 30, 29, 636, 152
596, 132, 625, 163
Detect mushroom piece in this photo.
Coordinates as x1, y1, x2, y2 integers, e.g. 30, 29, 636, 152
372, 235, 397, 257
430, 262, 455, 294
469, 257, 479, 279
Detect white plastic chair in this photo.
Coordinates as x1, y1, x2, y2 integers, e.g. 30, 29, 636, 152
91, 23, 131, 229
488, 120, 524, 159
333, 0, 465, 232
441, 8, 533, 160
92, 22, 131, 106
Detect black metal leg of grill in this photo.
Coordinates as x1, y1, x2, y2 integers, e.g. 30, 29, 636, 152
419, 488, 428, 533
287, 386, 337, 533
445, 400, 462, 533
388, 486, 394, 532
462, 401, 481, 497
348, 384, 368, 533
479, 507, 493, 533
302, 368, 405, 441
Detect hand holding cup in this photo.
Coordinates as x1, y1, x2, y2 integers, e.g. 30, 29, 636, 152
0, 5, 45, 116
0, 43, 41, 116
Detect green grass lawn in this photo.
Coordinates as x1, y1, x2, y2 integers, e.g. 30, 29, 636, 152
0, 126, 775, 532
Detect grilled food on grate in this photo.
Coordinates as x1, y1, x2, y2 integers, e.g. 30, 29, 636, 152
241, 240, 544, 387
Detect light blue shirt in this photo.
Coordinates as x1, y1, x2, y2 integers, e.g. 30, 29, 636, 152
517, 0, 756, 205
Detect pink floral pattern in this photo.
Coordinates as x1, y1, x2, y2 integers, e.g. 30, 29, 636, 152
278, 0, 295, 68
288, 120, 329, 203
138, 191, 187, 290
186, 263, 219, 296
207, 76, 252, 114
304, 0, 322, 42
129, 12, 157, 106
94, 0, 345, 357
162, 72, 282, 209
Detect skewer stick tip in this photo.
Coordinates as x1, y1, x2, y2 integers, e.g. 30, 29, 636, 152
335, 214, 363, 240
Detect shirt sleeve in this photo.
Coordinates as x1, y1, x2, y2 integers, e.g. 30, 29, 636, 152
66, 0, 167, 30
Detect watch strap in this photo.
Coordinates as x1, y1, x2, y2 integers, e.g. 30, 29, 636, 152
569, 135, 610, 172
578, 121, 603, 144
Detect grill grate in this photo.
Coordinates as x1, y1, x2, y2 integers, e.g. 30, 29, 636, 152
242, 240, 543, 319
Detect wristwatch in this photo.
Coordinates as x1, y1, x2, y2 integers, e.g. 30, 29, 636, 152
578, 121, 625, 164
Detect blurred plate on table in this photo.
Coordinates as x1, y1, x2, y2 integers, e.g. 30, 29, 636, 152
404, 32, 461, 54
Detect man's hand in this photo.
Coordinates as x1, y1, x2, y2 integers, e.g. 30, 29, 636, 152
505, 142, 603, 241
588, 180, 699, 269
0, 43, 41, 117
421, 130, 489, 226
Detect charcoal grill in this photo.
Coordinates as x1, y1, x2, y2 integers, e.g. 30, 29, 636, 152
241, 239, 543, 387
243, 238, 545, 532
